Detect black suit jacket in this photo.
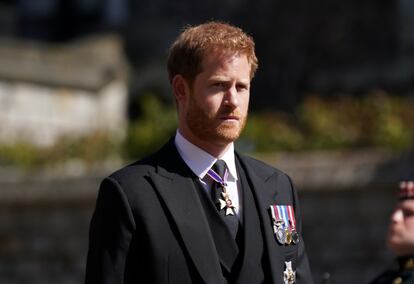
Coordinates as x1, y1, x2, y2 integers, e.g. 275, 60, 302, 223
370, 257, 414, 284
85, 139, 313, 284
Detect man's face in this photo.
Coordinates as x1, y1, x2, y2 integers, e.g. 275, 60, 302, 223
387, 199, 414, 256
178, 51, 251, 152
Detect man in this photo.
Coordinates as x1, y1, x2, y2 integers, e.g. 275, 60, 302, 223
85, 21, 313, 284
371, 181, 414, 284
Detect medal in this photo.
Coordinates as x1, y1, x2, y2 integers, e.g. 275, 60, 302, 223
218, 191, 236, 215
270, 205, 287, 245
285, 229, 292, 245
275, 223, 287, 245
287, 205, 299, 244
291, 230, 299, 244
279, 205, 290, 245
283, 261, 296, 284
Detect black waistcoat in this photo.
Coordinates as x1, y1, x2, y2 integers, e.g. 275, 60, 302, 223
193, 156, 270, 284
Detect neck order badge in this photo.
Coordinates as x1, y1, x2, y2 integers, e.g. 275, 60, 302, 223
207, 165, 236, 216
269, 205, 299, 245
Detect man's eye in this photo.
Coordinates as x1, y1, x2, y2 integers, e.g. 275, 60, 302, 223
213, 82, 225, 88
236, 84, 248, 92
403, 210, 414, 218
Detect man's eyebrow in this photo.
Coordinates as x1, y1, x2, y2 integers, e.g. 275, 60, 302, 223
208, 76, 250, 87
401, 202, 414, 210
237, 80, 250, 85
209, 76, 230, 81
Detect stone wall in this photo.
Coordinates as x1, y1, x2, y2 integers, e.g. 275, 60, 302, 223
301, 187, 395, 284
0, 81, 127, 146
0, 168, 99, 284
0, 204, 92, 284
0, 35, 127, 147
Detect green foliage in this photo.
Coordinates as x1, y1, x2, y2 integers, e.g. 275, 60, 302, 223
123, 94, 177, 159
0, 143, 42, 169
367, 93, 413, 150
297, 95, 361, 149
1, 91, 413, 169
44, 132, 120, 165
240, 112, 304, 152
243, 91, 414, 152
0, 133, 119, 169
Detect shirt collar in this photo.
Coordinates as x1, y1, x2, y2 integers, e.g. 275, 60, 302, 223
175, 130, 238, 181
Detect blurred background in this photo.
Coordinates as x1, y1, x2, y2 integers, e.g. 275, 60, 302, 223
0, 0, 414, 283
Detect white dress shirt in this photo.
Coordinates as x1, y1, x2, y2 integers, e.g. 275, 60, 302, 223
174, 131, 241, 216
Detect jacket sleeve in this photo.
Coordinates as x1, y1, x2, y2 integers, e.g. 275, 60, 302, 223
85, 177, 136, 284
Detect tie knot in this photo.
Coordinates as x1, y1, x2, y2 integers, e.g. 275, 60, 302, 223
213, 159, 227, 178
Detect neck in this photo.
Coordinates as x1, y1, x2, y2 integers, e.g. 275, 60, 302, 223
178, 128, 232, 158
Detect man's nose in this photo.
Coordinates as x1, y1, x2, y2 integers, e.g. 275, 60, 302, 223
224, 86, 239, 107
390, 209, 404, 223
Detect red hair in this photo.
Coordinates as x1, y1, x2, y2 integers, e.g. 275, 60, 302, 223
167, 21, 258, 84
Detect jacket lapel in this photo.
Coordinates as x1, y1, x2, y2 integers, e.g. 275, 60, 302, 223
236, 154, 285, 284
233, 156, 263, 284
149, 140, 224, 284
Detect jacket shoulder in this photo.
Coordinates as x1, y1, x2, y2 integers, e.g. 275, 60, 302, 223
104, 150, 163, 190
110, 159, 154, 181
237, 153, 290, 180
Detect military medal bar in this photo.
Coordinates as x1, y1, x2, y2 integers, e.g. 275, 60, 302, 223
269, 205, 299, 245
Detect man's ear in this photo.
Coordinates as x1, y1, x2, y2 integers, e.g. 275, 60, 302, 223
172, 75, 190, 103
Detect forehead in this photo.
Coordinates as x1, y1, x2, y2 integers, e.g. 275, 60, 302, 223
201, 50, 250, 73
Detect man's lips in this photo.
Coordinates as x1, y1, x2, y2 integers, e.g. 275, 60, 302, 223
219, 113, 240, 120
220, 115, 239, 120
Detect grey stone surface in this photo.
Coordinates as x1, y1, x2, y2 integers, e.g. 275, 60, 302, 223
0, 35, 128, 147
0, 35, 125, 90
256, 149, 414, 190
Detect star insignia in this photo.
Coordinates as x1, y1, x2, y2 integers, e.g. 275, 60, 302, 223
217, 191, 236, 215
225, 207, 235, 216
219, 199, 227, 210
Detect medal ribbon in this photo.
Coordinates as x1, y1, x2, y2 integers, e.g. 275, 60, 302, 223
287, 205, 296, 231
270, 205, 279, 221
270, 206, 277, 233
277, 206, 289, 229
270, 206, 275, 219
269, 205, 296, 231
206, 167, 229, 188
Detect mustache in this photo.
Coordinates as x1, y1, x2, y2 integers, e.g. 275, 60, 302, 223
217, 108, 242, 118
